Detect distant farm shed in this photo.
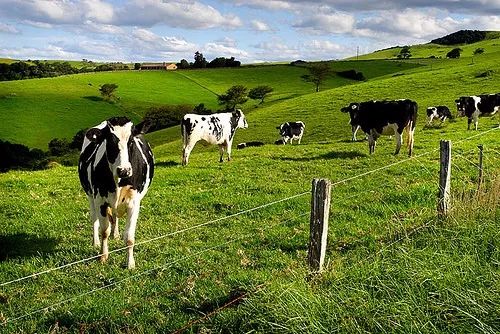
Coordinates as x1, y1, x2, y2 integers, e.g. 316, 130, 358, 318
140, 62, 177, 70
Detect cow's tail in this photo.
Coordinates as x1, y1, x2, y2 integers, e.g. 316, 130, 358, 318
404, 102, 418, 156
181, 117, 188, 147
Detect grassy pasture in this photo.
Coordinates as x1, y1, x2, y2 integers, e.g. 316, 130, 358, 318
0, 40, 499, 332
1, 61, 419, 149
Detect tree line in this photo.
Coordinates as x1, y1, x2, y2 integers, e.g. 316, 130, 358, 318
176, 51, 241, 69
0, 60, 130, 81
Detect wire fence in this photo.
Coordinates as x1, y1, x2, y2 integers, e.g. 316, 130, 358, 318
1, 126, 498, 330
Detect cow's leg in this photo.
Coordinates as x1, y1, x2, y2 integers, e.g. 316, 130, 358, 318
98, 203, 111, 263
467, 118, 472, 130
352, 125, 359, 141
182, 143, 194, 166
367, 133, 376, 154
394, 131, 402, 155
408, 128, 415, 157
89, 197, 100, 248
226, 142, 232, 161
298, 134, 303, 144
110, 211, 119, 239
124, 200, 140, 269
218, 144, 225, 162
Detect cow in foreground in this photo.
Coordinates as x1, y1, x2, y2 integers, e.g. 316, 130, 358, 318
181, 109, 248, 165
341, 99, 417, 156
276, 121, 305, 144
78, 117, 154, 269
427, 106, 453, 125
455, 94, 500, 130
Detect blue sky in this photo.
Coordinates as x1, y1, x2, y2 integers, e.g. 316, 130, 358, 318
0, 0, 499, 63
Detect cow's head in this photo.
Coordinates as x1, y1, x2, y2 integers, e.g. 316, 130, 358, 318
426, 107, 437, 117
232, 109, 248, 129
341, 103, 360, 124
85, 117, 150, 179
455, 97, 469, 117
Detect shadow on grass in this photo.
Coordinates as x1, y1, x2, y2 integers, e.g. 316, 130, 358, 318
0, 233, 59, 261
275, 150, 367, 162
181, 287, 248, 315
155, 160, 180, 167
82, 96, 104, 102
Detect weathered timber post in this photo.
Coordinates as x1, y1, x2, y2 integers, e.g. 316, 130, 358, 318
438, 140, 451, 218
478, 144, 484, 190
308, 178, 331, 272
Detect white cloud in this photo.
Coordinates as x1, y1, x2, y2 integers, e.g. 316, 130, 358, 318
0, 45, 81, 60
251, 19, 271, 31
0, 23, 20, 34
115, 0, 242, 29
293, 11, 355, 34
204, 42, 250, 60
130, 28, 197, 53
22, 20, 53, 29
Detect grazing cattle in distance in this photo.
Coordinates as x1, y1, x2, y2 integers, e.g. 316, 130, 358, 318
237, 141, 265, 149
455, 94, 500, 130
276, 121, 305, 144
181, 109, 248, 165
78, 117, 154, 269
427, 106, 453, 125
341, 99, 417, 156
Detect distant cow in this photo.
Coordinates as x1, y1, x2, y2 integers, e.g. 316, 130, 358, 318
78, 117, 154, 269
181, 109, 248, 165
341, 99, 417, 156
426, 106, 453, 124
276, 121, 305, 144
237, 141, 265, 149
455, 94, 500, 130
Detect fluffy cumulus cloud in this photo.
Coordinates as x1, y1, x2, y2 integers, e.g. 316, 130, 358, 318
114, 0, 242, 29
251, 20, 271, 32
293, 11, 355, 34
0, 23, 20, 34
204, 42, 250, 60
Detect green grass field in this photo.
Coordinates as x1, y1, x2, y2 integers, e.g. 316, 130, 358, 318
1, 60, 420, 149
0, 37, 499, 333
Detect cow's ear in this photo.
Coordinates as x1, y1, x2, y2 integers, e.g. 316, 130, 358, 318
133, 119, 152, 136
85, 128, 103, 143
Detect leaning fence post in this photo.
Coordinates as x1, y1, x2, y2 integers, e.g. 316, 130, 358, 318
438, 140, 451, 218
477, 144, 484, 190
308, 178, 331, 272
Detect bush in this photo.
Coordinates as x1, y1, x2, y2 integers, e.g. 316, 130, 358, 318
0, 140, 47, 172
431, 30, 486, 45
143, 104, 195, 132
337, 69, 366, 81
446, 48, 462, 59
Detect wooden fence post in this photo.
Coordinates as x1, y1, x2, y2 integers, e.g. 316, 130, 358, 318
478, 144, 484, 190
308, 178, 331, 272
438, 140, 451, 218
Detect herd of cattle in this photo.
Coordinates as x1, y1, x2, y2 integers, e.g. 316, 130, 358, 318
78, 93, 499, 268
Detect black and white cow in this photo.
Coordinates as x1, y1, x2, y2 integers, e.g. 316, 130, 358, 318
341, 99, 417, 156
426, 106, 453, 125
181, 109, 248, 165
78, 117, 154, 269
455, 94, 500, 130
276, 121, 305, 144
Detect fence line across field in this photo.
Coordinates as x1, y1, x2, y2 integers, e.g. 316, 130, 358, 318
2, 212, 310, 326
1, 126, 498, 288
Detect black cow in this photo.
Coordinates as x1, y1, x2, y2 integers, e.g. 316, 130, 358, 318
341, 99, 418, 156
276, 121, 305, 144
455, 94, 500, 130
426, 106, 453, 125
78, 117, 154, 269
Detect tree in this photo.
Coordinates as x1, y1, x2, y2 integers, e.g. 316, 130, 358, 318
218, 85, 248, 110
248, 85, 274, 104
473, 48, 485, 56
193, 51, 207, 68
99, 83, 118, 101
134, 63, 141, 70
177, 59, 190, 69
446, 48, 462, 59
301, 62, 333, 92
397, 45, 412, 59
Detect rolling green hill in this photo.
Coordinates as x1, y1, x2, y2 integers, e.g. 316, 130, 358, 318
352, 31, 500, 60
0, 61, 418, 149
0, 34, 499, 332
